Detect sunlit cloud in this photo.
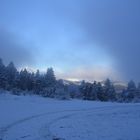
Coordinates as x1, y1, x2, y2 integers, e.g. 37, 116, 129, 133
56, 66, 121, 82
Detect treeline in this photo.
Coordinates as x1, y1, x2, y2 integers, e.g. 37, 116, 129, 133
0, 58, 140, 102
80, 79, 140, 102
0, 58, 57, 96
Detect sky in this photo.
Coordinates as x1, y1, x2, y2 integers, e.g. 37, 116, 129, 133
0, 0, 140, 82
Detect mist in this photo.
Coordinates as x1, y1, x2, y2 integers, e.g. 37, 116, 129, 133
0, 28, 34, 67
0, 0, 140, 81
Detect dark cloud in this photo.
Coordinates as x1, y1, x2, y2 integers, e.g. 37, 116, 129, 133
80, 0, 140, 81
42, 0, 140, 81
1, 0, 140, 81
0, 28, 34, 67
57, 0, 140, 81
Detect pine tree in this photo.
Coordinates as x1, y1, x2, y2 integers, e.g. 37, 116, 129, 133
0, 58, 6, 89
19, 69, 29, 90
91, 81, 97, 100
79, 80, 85, 95
13, 71, 20, 88
27, 72, 35, 91
104, 79, 116, 101
96, 82, 104, 101
45, 68, 56, 87
137, 83, 140, 99
6, 62, 17, 89
80, 81, 92, 100
127, 80, 137, 101
34, 70, 42, 94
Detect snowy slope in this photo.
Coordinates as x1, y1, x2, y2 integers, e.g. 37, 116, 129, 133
0, 93, 140, 140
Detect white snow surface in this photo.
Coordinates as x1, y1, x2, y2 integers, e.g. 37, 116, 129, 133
0, 92, 140, 140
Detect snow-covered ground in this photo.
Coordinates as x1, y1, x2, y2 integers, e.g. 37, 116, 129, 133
0, 93, 140, 140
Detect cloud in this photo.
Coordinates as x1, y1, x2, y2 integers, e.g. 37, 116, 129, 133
1, 0, 140, 81
0, 28, 34, 67
56, 66, 121, 82
38, 0, 140, 81
81, 0, 140, 81
56, 0, 140, 81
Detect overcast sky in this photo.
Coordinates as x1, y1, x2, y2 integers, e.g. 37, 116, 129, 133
0, 0, 140, 82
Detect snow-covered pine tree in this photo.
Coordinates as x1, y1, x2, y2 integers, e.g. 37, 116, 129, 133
79, 80, 86, 98
137, 83, 140, 99
45, 68, 56, 87
126, 80, 137, 101
6, 62, 17, 90
0, 58, 6, 89
96, 82, 104, 101
80, 81, 92, 100
104, 79, 116, 101
43, 68, 56, 97
34, 70, 43, 94
91, 81, 98, 100
19, 68, 29, 90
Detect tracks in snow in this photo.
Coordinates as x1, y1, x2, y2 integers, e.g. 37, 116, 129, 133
0, 104, 139, 140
